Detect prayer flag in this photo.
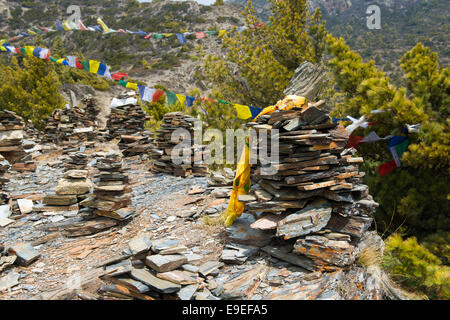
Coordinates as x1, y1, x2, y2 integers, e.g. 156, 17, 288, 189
176, 94, 186, 107
138, 85, 156, 103
97, 18, 110, 33
186, 96, 195, 107
153, 89, 165, 103
176, 33, 186, 45
112, 73, 128, 81
234, 104, 253, 120
166, 91, 178, 106
196, 32, 207, 39
56, 20, 64, 31
378, 160, 397, 176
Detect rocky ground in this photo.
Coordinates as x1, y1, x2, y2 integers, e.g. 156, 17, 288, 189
0, 140, 404, 300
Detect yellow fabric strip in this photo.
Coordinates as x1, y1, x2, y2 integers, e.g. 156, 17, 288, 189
126, 82, 138, 90
176, 94, 186, 106
62, 21, 72, 31
89, 60, 101, 74
97, 18, 110, 33
218, 30, 227, 37
24, 46, 35, 56
234, 104, 252, 120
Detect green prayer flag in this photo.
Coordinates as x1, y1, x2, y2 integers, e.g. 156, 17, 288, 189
49, 57, 57, 62
152, 33, 163, 40
166, 91, 178, 106
218, 99, 232, 105
81, 60, 90, 72
119, 80, 128, 88
205, 31, 218, 35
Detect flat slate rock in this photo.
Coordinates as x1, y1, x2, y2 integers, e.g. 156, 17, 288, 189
151, 239, 180, 253
177, 284, 198, 300
156, 270, 198, 285
226, 213, 273, 247
7, 242, 40, 266
130, 268, 181, 294
198, 261, 223, 277
220, 243, 259, 265
128, 235, 152, 255
146, 254, 187, 273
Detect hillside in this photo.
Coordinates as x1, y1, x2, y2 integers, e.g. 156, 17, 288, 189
0, 0, 245, 93
227, 0, 449, 84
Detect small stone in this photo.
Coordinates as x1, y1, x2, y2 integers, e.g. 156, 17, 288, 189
130, 268, 181, 294
177, 284, 198, 300
8, 242, 40, 266
198, 261, 223, 278
55, 178, 92, 195
156, 270, 198, 285
182, 264, 199, 273
128, 235, 152, 255
151, 239, 179, 253
17, 199, 33, 214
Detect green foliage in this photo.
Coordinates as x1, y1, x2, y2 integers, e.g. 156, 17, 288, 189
326, 37, 450, 240
382, 234, 450, 299
0, 55, 65, 130
203, 0, 327, 108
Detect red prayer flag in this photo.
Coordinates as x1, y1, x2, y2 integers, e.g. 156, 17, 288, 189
196, 32, 207, 39
153, 89, 165, 103
112, 73, 128, 80
118, 29, 126, 34
347, 135, 364, 149
378, 160, 397, 176
144, 33, 152, 40
75, 60, 84, 70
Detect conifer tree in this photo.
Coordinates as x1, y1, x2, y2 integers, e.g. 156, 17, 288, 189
326, 36, 449, 239
0, 55, 65, 130
203, 0, 326, 108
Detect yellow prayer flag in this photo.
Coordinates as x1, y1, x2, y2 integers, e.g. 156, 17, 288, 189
0, 39, 6, 46
234, 104, 253, 120
126, 82, 138, 90
176, 94, 186, 106
62, 21, 72, 31
56, 58, 66, 64
218, 30, 227, 37
225, 137, 251, 227
89, 60, 101, 74
27, 30, 37, 36
24, 46, 35, 56
97, 18, 110, 33
162, 33, 174, 37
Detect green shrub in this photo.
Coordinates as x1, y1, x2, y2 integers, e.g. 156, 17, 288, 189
382, 234, 450, 299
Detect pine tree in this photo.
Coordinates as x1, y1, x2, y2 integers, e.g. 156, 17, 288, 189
326, 37, 450, 241
0, 55, 65, 130
203, 0, 327, 108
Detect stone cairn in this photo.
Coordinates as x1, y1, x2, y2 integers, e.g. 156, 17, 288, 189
107, 94, 153, 157
150, 112, 207, 177
84, 151, 134, 221
0, 110, 35, 172
41, 152, 93, 217
228, 101, 379, 272
42, 101, 99, 149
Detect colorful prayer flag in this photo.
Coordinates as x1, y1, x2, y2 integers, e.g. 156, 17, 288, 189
176, 33, 186, 45
176, 94, 186, 107
225, 136, 251, 227
186, 96, 195, 107
378, 160, 397, 176
153, 89, 165, 103
166, 91, 178, 106
196, 32, 207, 39
234, 104, 253, 120
138, 85, 156, 103
97, 18, 110, 33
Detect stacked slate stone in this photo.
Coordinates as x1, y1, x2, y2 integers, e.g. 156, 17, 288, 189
150, 112, 207, 177
41, 152, 92, 214
97, 235, 221, 300
119, 132, 154, 157
43, 105, 97, 145
107, 100, 151, 138
233, 102, 378, 272
0, 110, 26, 163
0, 154, 10, 204
88, 152, 134, 221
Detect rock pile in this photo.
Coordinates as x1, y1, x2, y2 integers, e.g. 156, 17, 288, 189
0, 110, 36, 172
40, 152, 93, 219
107, 96, 153, 156
43, 105, 98, 146
97, 236, 223, 300
150, 112, 207, 177
228, 101, 379, 272
84, 151, 134, 221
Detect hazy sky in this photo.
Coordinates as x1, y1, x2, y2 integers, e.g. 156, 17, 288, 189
138, 0, 216, 5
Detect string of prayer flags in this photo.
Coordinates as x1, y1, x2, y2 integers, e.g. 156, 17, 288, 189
153, 89, 165, 103
234, 104, 258, 120
406, 124, 421, 134
333, 117, 350, 123
345, 115, 369, 135
78, 20, 88, 31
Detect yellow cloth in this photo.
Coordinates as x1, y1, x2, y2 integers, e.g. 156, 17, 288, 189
0, 39, 6, 46
126, 82, 138, 90
62, 21, 72, 31
24, 46, 35, 56
234, 104, 252, 120
255, 96, 307, 120
89, 60, 100, 74
176, 94, 186, 106
97, 18, 110, 33
225, 137, 251, 227
162, 33, 174, 37
218, 30, 227, 37
27, 30, 37, 36
56, 58, 66, 64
